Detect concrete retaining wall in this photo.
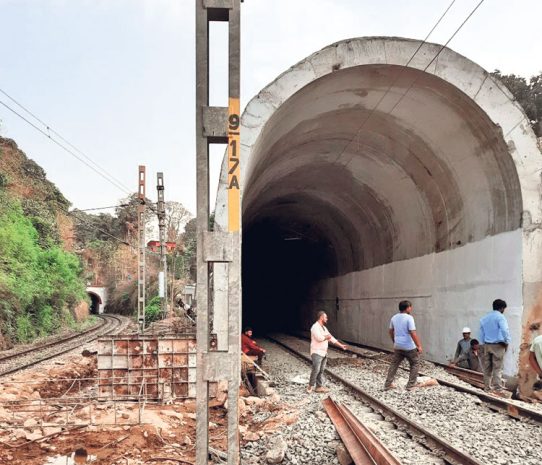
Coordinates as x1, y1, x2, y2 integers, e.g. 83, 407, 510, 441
308, 230, 523, 376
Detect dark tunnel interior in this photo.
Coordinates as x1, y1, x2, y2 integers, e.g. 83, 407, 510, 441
88, 292, 100, 315
242, 217, 338, 334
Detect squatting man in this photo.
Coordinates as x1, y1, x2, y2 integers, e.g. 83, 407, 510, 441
307, 311, 347, 393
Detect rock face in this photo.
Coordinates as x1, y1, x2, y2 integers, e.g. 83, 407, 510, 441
266, 435, 287, 464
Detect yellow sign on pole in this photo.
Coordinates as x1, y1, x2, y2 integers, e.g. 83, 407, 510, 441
228, 97, 241, 232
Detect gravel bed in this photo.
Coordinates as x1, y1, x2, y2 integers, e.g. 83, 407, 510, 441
272, 335, 542, 465
241, 339, 445, 465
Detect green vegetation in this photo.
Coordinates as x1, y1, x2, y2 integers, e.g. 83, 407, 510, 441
492, 70, 542, 137
144, 295, 162, 326
0, 192, 88, 343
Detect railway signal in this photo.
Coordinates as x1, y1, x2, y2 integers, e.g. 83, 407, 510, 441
156, 172, 168, 318
137, 165, 146, 332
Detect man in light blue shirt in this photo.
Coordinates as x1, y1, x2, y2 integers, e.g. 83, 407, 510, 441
384, 300, 423, 391
479, 299, 511, 395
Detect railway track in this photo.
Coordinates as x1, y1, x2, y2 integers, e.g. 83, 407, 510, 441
0, 314, 126, 378
268, 334, 484, 465
286, 331, 542, 424
323, 396, 402, 465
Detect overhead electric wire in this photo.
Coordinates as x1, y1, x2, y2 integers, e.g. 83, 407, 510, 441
333, 0, 485, 164
66, 207, 131, 246
0, 93, 132, 195
332, 0, 457, 163
76, 204, 129, 212
386, 0, 486, 115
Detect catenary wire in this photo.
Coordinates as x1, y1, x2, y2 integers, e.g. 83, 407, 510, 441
386, 0, 486, 115
77, 204, 129, 212
0, 87, 132, 193
0, 98, 132, 195
67, 207, 131, 246
332, 0, 458, 163
334, 0, 486, 164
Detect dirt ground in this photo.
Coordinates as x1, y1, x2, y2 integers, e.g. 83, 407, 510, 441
0, 351, 299, 465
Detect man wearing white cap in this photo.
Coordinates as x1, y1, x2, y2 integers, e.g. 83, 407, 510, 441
451, 327, 472, 369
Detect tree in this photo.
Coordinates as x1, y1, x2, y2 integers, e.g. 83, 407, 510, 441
165, 201, 192, 243
492, 70, 542, 137
72, 210, 123, 247
116, 193, 155, 244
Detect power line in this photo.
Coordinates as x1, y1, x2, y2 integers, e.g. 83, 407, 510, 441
76, 204, 129, 212
386, 0, 486, 115
67, 207, 131, 246
332, 0, 457, 163
0, 94, 132, 195
334, 0, 485, 164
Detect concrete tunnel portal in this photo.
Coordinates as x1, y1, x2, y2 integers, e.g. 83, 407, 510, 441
214, 37, 542, 383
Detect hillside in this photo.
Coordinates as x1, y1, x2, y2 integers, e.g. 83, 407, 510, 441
0, 137, 88, 348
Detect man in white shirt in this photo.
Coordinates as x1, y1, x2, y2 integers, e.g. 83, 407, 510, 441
384, 300, 423, 391
307, 311, 347, 393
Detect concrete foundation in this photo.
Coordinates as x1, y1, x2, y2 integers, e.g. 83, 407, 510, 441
213, 37, 542, 389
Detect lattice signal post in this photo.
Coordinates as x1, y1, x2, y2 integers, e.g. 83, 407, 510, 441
156, 172, 168, 317
137, 165, 146, 331
195, 1, 241, 464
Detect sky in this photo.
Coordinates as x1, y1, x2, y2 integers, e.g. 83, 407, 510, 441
0, 0, 541, 217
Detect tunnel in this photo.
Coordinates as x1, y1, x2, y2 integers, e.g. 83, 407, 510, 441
214, 37, 542, 380
88, 292, 101, 315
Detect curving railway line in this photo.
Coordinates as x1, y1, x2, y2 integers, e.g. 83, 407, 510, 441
0, 314, 129, 378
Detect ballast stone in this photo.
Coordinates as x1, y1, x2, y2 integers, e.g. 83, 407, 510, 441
266, 435, 288, 464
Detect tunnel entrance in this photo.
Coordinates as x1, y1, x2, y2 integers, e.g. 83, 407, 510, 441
88, 292, 101, 315
243, 216, 337, 333
215, 37, 542, 378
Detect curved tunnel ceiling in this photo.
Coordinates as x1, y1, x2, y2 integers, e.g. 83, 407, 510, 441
242, 63, 523, 274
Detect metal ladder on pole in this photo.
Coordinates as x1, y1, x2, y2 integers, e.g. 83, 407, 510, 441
137, 165, 146, 332
195, 1, 241, 464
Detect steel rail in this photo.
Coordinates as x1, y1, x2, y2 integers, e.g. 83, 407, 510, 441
0, 314, 123, 378
443, 365, 484, 389
287, 332, 542, 423
269, 335, 484, 465
323, 397, 401, 465
0, 317, 107, 364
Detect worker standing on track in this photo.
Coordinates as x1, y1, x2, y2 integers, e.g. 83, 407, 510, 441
451, 327, 472, 369
479, 299, 511, 396
307, 310, 347, 394
384, 300, 423, 391
241, 327, 266, 366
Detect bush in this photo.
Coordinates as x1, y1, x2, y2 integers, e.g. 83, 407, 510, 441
16, 314, 35, 342
36, 305, 55, 336
0, 192, 88, 343
145, 296, 162, 326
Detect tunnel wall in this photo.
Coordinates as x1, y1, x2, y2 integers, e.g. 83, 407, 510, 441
307, 230, 523, 374
213, 37, 542, 381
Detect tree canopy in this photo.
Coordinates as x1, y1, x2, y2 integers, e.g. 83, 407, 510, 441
492, 70, 542, 137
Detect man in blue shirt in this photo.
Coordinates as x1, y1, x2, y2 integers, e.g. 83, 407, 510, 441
479, 299, 511, 395
384, 300, 423, 391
